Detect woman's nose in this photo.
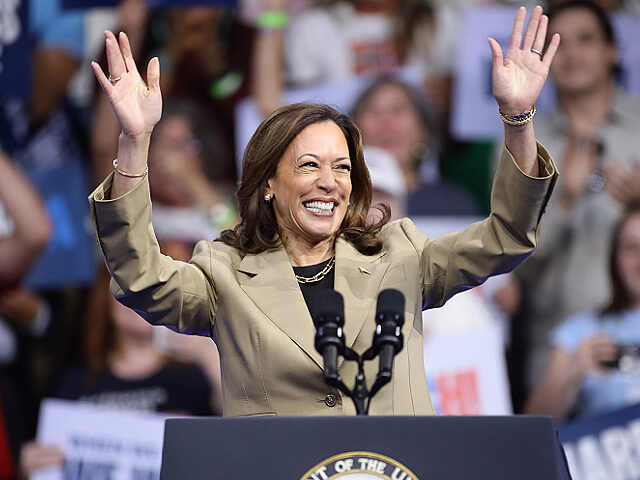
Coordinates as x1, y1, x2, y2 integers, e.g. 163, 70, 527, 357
316, 166, 337, 190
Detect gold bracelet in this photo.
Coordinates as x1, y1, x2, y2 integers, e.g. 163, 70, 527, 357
499, 104, 536, 126
113, 159, 148, 178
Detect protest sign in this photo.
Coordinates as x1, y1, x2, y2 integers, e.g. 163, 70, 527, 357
560, 403, 640, 480
33, 399, 167, 480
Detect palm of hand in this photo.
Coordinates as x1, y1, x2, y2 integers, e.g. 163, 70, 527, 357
489, 6, 560, 114
109, 72, 162, 138
92, 31, 162, 139
494, 53, 548, 113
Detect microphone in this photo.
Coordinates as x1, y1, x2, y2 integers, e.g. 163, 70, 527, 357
372, 289, 405, 380
312, 290, 346, 384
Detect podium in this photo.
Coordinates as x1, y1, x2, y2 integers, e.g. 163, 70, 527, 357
160, 415, 572, 479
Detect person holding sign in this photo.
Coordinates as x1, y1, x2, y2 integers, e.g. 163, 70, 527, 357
89, 6, 559, 416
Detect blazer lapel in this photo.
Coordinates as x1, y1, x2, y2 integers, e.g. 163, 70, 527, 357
334, 237, 389, 368
237, 238, 389, 373
238, 247, 324, 370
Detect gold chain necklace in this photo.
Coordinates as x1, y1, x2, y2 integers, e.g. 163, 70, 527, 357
295, 256, 336, 284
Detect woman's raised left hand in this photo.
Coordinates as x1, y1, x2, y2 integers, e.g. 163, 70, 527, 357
489, 6, 560, 114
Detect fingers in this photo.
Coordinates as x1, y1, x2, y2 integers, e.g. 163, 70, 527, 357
542, 33, 561, 69
488, 38, 504, 71
91, 61, 113, 94
146, 56, 161, 94
508, 7, 527, 54
531, 14, 548, 53
20, 441, 64, 476
522, 5, 543, 51
105, 30, 126, 79
118, 31, 138, 75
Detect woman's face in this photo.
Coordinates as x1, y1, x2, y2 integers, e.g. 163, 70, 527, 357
616, 213, 640, 304
268, 121, 352, 248
357, 83, 427, 173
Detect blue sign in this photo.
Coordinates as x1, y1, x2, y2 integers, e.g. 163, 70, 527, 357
0, 0, 30, 101
61, 0, 236, 9
1, 100, 96, 290
559, 403, 640, 479
20, 157, 96, 290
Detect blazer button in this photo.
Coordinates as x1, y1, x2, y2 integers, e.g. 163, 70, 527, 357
325, 394, 337, 407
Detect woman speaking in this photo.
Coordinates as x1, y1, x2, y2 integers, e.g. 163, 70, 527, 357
90, 6, 559, 416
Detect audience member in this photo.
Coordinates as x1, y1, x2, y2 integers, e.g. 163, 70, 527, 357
0, 149, 51, 480
91, 1, 253, 182
364, 146, 406, 223
146, 100, 238, 251
524, 201, 640, 422
0, 151, 51, 290
18, 268, 217, 478
509, 0, 640, 396
252, 0, 457, 116
352, 77, 480, 217
547, 0, 640, 13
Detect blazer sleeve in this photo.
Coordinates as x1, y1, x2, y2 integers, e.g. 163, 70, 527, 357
402, 142, 558, 309
88, 174, 216, 336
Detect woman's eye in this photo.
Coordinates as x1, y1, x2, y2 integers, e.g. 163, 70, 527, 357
336, 164, 351, 172
300, 161, 318, 168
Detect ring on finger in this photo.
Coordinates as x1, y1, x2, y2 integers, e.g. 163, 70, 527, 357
108, 75, 122, 85
530, 48, 543, 58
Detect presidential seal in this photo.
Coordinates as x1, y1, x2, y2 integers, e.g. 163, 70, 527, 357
299, 451, 418, 480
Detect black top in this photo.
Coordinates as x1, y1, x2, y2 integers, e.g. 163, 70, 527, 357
55, 362, 213, 416
293, 258, 335, 326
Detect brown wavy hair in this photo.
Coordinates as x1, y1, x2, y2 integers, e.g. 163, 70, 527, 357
83, 268, 116, 374
219, 103, 389, 255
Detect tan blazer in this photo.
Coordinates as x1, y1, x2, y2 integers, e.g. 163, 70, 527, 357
89, 144, 557, 417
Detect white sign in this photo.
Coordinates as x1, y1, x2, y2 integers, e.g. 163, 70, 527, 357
33, 399, 167, 480
424, 319, 513, 415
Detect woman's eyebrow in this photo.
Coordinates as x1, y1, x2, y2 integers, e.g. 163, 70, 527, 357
296, 153, 320, 161
296, 153, 349, 161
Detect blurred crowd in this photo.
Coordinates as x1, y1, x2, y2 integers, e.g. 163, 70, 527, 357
1, 0, 640, 477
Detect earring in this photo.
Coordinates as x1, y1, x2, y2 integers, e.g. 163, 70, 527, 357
348, 201, 351, 206
264, 194, 272, 202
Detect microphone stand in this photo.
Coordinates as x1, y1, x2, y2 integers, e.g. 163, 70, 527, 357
322, 346, 391, 416
314, 289, 404, 415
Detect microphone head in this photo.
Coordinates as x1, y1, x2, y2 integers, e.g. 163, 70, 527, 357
312, 289, 345, 327
375, 289, 405, 327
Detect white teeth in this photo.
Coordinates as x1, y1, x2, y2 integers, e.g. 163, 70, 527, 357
304, 201, 335, 213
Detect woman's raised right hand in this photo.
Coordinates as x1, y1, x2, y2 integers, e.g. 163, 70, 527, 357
91, 31, 162, 139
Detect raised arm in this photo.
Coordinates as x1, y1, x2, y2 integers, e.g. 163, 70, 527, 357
0, 150, 51, 287
90, 32, 213, 336
250, 0, 290, 117
489, 6, 560, 176
91, 30, 161, 199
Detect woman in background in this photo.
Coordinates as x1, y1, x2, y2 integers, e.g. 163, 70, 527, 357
352, 77, 480, 217
19, 268, 217, 477
524, 201, 640, 422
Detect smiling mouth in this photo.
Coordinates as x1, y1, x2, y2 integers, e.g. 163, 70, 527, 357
303, 201, 336, 214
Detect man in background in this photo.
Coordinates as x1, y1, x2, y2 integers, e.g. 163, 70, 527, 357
510, 0, 640, 405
